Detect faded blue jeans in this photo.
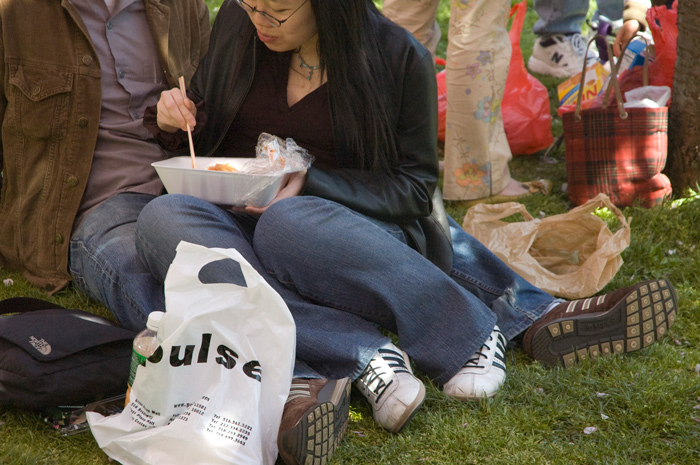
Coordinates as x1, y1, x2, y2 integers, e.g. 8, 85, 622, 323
70, 192, 555, 385
533, 0, 623, 35
69, 193, 165, 331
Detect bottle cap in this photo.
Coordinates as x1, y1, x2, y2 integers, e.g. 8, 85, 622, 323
146, 311, 165, 332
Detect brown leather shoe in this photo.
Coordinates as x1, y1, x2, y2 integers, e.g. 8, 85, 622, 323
523, 279, 678, 367
277, 377, 351, 465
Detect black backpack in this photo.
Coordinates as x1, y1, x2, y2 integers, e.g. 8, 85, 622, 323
0, 297, 137, 411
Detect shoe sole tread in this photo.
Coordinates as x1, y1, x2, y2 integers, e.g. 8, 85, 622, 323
279, 379, 351, 465
529, 280, 678, 367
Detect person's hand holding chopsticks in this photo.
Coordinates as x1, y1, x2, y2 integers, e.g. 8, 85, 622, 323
155, 85, 198, 134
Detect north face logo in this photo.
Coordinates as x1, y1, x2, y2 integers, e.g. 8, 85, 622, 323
29, 336, 52, 355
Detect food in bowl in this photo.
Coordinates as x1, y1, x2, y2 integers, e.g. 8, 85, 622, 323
207, 163, 238, 173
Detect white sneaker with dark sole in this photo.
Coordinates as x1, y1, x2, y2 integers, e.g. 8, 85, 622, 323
443, 325, 507, 401
355, 342, 425, 433
528, 33, 598, 78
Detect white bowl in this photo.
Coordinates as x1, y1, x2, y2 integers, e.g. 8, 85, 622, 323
152, 157, 287, 208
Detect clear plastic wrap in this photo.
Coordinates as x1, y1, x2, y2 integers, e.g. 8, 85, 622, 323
241, 133, 314, 175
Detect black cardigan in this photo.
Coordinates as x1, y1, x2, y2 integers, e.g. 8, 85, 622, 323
154, 0, 453, 272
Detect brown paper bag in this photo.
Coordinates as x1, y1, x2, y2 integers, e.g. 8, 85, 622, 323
462, 193, 630, 299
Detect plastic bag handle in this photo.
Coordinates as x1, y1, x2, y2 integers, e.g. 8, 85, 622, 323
505, 1, 528, 84
508, 1, 526, 40
574, 36, 627, 121
565, 193, 630, 232
470, 194, 629, 233
468, 202, 536, 223
168, 241, 266, 292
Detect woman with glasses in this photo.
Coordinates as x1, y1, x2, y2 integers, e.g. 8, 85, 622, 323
141, 1, 677, 463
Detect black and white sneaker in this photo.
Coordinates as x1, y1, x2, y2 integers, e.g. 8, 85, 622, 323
443, 325, 507, 400
354, 342, 425, 433
528, 33, 599, 78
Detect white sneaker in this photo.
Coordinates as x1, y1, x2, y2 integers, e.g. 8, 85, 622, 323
443, 326, 507, 401
528, 33, 599, 78
355, 342, 425, 433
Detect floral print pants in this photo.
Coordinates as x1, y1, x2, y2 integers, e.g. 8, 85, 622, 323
383, 0, 513, 201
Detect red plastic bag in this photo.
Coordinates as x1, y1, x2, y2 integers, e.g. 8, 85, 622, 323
437, 67, 447, 142
620, 1, 677, 94
502, 1, 553, 154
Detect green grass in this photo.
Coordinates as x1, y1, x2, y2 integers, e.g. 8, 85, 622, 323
2, 1, 699, 464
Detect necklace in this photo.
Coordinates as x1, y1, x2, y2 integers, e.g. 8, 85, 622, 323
295, 53, 319, 81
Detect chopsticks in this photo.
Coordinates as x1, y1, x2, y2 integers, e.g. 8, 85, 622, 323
178, 76, 197, 169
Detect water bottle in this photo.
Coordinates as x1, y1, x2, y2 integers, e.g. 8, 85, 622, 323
125, 311, 165, 405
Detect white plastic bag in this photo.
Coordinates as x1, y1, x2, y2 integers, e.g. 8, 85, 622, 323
623, 85, 671, 108
88, 241, 296, 465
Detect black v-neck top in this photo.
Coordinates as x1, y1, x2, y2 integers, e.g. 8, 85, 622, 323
215, 47, 337, 169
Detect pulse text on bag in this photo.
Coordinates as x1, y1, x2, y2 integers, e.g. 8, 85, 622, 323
145, 333, 262, 382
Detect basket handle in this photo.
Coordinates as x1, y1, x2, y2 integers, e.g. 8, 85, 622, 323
602, 34, 650, 106
574, 36, 627, 122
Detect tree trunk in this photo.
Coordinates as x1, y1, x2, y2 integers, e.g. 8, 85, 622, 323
666, 0, 700, 192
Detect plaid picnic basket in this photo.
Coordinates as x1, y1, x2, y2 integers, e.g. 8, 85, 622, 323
563, 37, 671, 208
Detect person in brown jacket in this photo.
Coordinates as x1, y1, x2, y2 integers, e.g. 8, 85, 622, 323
0, 0, 209, 297
0, 3, 350, 464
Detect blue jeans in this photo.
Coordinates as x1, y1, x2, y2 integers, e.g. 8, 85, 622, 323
71, 193, 555, 385
533, 0, 623, 35
70, 193, 330, 378
69, 193, 164, 331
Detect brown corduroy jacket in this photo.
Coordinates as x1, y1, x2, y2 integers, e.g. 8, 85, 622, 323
0, 0, 210, 293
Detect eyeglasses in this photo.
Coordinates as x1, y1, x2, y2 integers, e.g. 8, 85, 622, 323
236, 0, 310, 28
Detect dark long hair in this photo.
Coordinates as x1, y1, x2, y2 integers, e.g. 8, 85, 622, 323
311, 0, 398, 172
